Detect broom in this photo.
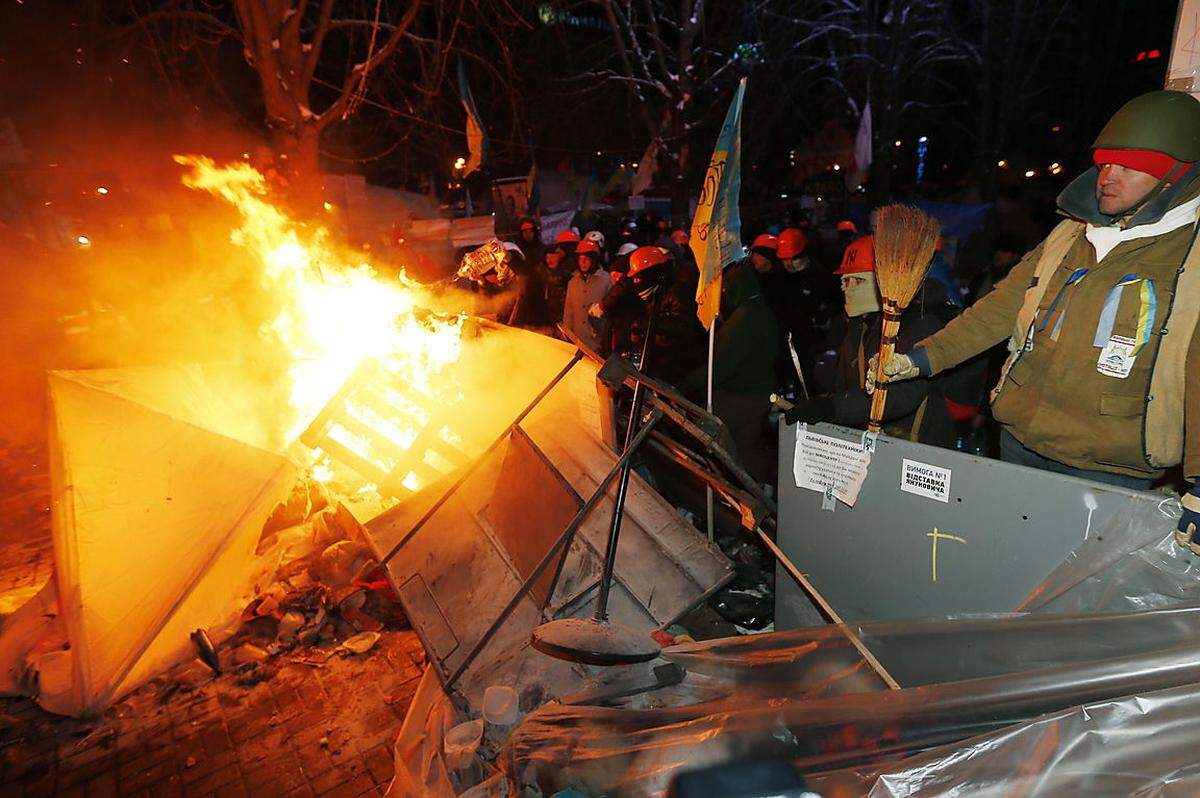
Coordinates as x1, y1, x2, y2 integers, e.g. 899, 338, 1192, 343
868, 205, 941, 433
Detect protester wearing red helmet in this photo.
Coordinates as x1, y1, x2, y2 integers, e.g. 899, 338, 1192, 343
782, 232, 965, 448
776, 228, 807, 262
555, 228, 581, 247
748, 233, 780, 274
540, 231, 580, 325
589, 245, 703, 382
515, 217, 546, 288
562, 239, 612, 354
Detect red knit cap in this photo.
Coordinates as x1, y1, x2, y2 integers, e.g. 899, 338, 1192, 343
1092, 147, 1183, 180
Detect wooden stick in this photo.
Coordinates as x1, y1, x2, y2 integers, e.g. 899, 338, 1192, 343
754, 527, 902, 690
868, 300, 903, 433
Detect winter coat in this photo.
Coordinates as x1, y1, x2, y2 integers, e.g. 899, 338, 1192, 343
599, 274, 703, 384
681, 264, 780, 483
682, 264, 779, 401
919, 167, 1200, 479
539, 255, 574, 325
830, 279, 961, 448
562, 268, 612, 354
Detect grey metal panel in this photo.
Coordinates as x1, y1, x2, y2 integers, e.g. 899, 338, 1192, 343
775, 422, 1172, 625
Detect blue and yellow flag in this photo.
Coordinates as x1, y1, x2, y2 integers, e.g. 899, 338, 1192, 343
458, 59, 487, 177
690, 78, 746, 329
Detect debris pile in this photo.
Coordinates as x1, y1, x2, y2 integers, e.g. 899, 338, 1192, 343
194, 475, 410, 687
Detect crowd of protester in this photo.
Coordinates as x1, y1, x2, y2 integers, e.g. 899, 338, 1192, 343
449, 206, 1015, 489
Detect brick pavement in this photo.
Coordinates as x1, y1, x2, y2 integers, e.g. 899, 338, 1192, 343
1, 629, 426, 797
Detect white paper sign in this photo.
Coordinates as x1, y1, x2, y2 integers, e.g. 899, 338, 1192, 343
900, 458, 952, 503
793, 425, 872, 507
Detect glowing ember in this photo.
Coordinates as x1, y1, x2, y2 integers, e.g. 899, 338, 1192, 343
173, 155, 465, 480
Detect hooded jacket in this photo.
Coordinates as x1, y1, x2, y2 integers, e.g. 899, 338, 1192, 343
917, 164, 1200, 479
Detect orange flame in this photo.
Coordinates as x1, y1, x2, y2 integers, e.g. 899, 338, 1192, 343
173, 155, 464, 486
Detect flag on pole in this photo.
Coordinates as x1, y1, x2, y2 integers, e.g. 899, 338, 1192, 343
848, 101, 872, 189
631, 138, 660, 196
689, 78, 747, 330
458, 59, 487, 177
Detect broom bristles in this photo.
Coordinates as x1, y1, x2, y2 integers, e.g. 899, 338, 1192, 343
873, 204, 941, 309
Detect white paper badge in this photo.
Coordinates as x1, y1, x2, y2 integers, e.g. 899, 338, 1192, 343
1096, 335, 1137, 379
900, 458, 952, 503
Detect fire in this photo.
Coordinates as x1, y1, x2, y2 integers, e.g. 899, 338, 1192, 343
174, 155, 465, 490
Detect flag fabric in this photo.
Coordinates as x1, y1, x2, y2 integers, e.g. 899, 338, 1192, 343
690, 78, 747, 330
457, 59, 487, 177
631, 138, 660, 196
848, 101, 872, 189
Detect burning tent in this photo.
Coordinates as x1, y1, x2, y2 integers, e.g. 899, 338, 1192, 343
0, 363, 296, 716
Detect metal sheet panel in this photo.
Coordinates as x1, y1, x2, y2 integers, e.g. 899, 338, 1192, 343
775, 422, 1172, 625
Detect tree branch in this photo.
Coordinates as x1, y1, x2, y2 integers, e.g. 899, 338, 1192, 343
317, 0, 424, 131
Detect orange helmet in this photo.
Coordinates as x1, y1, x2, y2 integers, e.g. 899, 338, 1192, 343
555, 229, 581, 245
627, 245, 670, 277
670, 229, 690, 245
750, 233, 779, 253
576, 239, 602, 256
777, 228, 808, 259
836, 220, 858, 234
519, 218, 537, 232
834, 236, 875, 275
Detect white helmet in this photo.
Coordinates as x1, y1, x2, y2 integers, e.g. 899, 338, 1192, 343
617, 242, 638, 257
584, 230, 606, 250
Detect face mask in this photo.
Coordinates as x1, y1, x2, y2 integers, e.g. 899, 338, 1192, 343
842, 272, 881, 317
782, 256, 810, 273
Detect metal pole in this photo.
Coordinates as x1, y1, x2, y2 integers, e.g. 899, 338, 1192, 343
594, 282, 664, 622
706, 323, 716, 543
381, 349, 584, 565
444, 409, 665, 690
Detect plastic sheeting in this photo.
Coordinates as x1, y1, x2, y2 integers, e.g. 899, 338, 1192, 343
1016, 498, 1200, 614
503, 611, 1200, 796
809, 681, 1200, 796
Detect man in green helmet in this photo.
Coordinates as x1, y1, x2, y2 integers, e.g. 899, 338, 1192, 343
873, 90, 1200, 552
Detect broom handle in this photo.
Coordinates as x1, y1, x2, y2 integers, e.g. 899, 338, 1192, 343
868, 301, 903, 432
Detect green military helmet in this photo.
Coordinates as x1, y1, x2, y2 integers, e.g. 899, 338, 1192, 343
1093, 90, 1200, 161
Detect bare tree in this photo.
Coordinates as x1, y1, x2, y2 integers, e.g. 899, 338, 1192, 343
774, 0, 976, 199
124, 0, 532, 201
563, 0, 754, 211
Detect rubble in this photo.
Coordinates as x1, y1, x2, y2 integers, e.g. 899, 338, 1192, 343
191, 477, 411, 690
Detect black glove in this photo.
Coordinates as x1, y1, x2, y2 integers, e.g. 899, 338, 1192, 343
784, 395, 835, 425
